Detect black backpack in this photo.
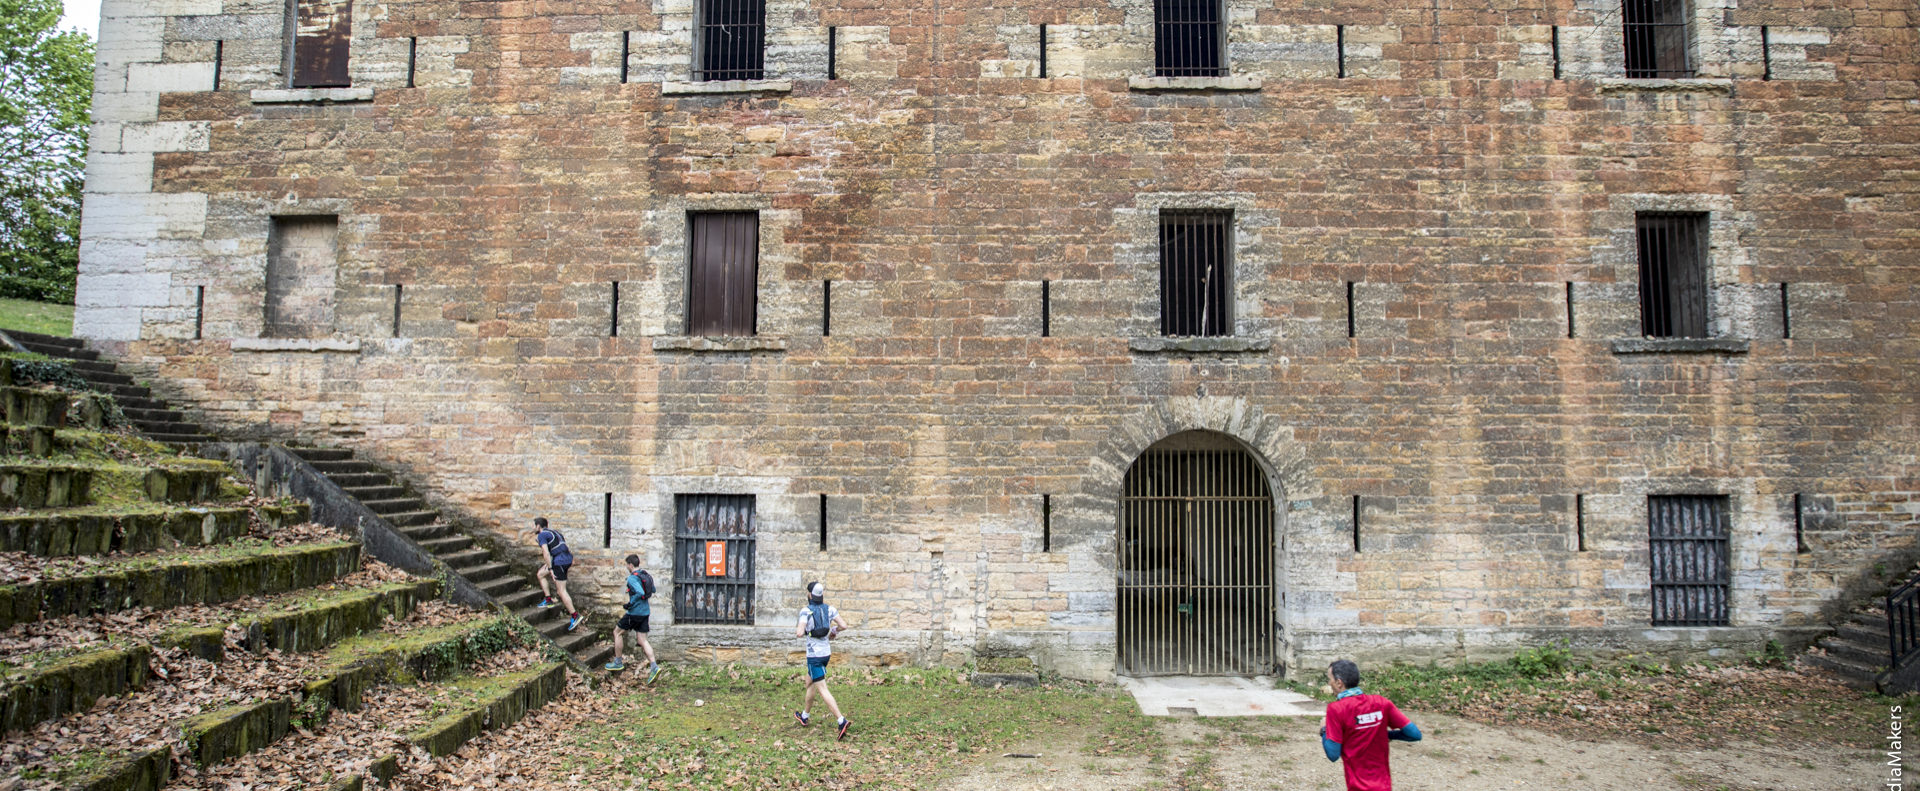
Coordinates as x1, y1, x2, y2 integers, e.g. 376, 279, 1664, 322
635, 569, 655, 599
807, 602, 831, 639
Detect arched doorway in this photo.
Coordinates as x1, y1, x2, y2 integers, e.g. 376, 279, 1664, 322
1117, 431, 1277, 676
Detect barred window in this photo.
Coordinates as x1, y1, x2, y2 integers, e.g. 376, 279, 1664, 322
291, 0, 352, 88
1636, 212, 1709, 338
1159, 210, 1232, 337
674, 494, 757, 625
1649, 495, 1731, 627
695, 0, 767, 81
1623, 0, 1694, 79
1153, 0, 1225, 78
687, 212, 759, 336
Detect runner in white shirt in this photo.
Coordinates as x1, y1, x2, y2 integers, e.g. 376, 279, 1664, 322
792, 581, 851, 739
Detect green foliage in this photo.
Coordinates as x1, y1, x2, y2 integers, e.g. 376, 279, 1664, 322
0, 0, 92, 305
1509, 642, 1573, 679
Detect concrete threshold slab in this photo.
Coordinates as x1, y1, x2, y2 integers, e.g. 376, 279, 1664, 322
1118, 675, 1326, 717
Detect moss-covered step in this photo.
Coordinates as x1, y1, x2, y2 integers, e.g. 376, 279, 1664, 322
322, 754, 399, 791
0, 463, 94, 508
306, 616, 525, 714
0, 540, 361, 629
0, 644, 151, 736
182, 697, 291, 768
232, 579, 442, 655
0, 505, 254, 557
407, 661, 568, 757
3, 385, 70, 429
52, 745, 172, 791
140, 459, 236, 503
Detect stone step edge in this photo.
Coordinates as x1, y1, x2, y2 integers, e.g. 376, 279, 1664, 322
324, 663, 566, 791
63, 615, 526, 789
0, 501, 311, 558
0, 579, 440, 740
0, 541, 362, 630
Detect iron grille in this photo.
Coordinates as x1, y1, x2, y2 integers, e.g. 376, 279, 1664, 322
1636, 212, 1709, 338
292, 0, 353, 88
687, 211, 759, 336
1118, 446, 1276, 676
1153, 0, 1225, 78
1159, 210, 1233, 337
695, 0, 767, 81
1649, 495, 1730, 627
1889, 572, 1920, 669
1623, 0, 1694, 78
674, 494, 757, 625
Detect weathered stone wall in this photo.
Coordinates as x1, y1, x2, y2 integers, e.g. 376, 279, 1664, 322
75, 0, 1920, 680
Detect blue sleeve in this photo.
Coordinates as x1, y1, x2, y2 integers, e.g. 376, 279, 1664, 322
1321, 728, 1342, 762
1389, 722, 1423, 742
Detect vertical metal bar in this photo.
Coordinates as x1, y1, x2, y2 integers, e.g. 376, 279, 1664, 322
611, 281, 620, 337
392, 284, 402, 338
603, 492, 613, 548
822, 279, 831, 337
1793, 492, 1806, 553
828, 26, 837, 80
194, 286, 205, 339
1042, 493, 1051, 552
213, 41, 224, 90
1575, 493, 1586, 551
819, 493, 827, 551
1351, 495, 1360, 552
406, 37, 417, 88
1347, 281, 1356, 338
621, 31, 631, 83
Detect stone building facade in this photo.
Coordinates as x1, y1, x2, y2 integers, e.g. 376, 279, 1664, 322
74, 0, 1918, 680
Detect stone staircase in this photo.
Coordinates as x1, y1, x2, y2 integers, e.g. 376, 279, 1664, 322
1802, 609, 1893, 689
3, 329, 215, 445
282, 445, 613, 669
0, 374, 569, 791
0, 329, 611, 671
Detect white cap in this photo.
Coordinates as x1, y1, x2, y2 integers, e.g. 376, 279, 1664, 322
809, 582, 825, 597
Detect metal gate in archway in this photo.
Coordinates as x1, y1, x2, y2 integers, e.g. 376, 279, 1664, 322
1118, 443, 1276, 676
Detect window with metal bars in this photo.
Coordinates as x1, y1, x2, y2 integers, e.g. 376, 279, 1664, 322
1622, 0, 1694, 79
1649, 495, 1730, 626
674, 494, 757, 625
695, 0, 768, 81
1159, 210, 1233, 337
291, 0, 353, 88
1635, 212, 1709, 338
1153, 0, 1225, 77
687, 212, 759, 336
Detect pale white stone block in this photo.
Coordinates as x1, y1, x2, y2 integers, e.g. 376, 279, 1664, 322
95, 15, 165, 64
75, 272, 171, 308
121, 121, 211, 153
72, 304, 145, 342
84, 153, 156, 194
79, 192, 209, 239
88, 122, 125, 154
1770, 28, 1831, 46
127, 62, 215, 93
91, 91, 160, 123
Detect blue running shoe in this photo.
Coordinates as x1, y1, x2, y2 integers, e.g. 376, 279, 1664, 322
536, 597, 557, 609
647, 663, 662, 684
567, 612, 582, 631
604, 658, 625, 671
793, 711, 810, 726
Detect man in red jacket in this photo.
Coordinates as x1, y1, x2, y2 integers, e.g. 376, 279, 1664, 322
1320, 659, 1423, 791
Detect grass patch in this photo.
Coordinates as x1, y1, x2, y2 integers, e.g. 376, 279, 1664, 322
1365, 644, 1898, 750
559, 665, 1149, 789
0, 297, 73, 338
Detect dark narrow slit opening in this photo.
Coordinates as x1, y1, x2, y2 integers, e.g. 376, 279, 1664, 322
1041, 279, 1051, 337
392, 284, 403, 338
828, 26, 838, 80
603, 492, 614, 549
1336, 25, 1346, 78
1780, 282, 1791, 339
822, 279, 832, 337
194, 286, 205, 339
1793, 493, 1807, 553
1346, 281, 1356, 338
406, 37, 418, 87
1566, 281, 1576, 338
1351, 495, 1361, 553
1551, 26, 1561, 80
819, 494, 828, 551
621, 31, 632, 84
1760, 26, 1772, 81
1575, 493, 1586, 552
1042, 494, 1052, 552
611, 281, 621, 337
213, 41, 225, 91
1039, 24, 1049, 78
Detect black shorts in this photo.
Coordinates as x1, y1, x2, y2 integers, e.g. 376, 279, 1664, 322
619, 614, 650, 633
547, 563, 571, 581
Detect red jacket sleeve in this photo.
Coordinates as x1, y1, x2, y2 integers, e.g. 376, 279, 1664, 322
1384, 700, 1411, 730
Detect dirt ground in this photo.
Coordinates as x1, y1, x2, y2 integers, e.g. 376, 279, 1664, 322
934, 711, 1875, 791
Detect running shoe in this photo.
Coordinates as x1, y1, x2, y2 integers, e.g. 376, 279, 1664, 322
604, 658, 626, 671
793, 711, 810, 726
647, 663, 662, 684
567, 612, 582, 631
536, 597, 557, 609
837, 718, 851, 740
